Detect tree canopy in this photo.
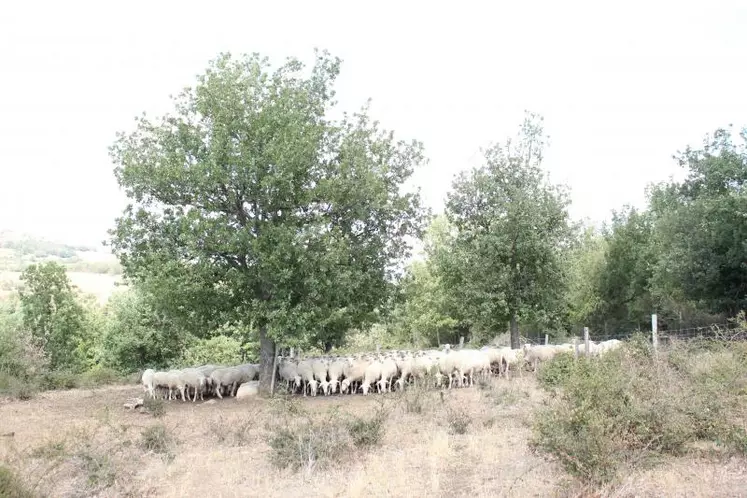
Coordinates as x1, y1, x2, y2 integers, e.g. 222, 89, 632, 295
107, 50, 426, 393
438, 113, 574, 348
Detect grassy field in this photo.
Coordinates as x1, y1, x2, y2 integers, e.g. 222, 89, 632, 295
2, 374, 745, 498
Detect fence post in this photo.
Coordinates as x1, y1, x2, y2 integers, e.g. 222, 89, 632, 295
376, 344, 381, 354
584, 327, 590, 356
544, 334, 549, 345
651, 314, 658, 355
459, 336, 464, 349
289, 347, 294, 359
573, 337, 579, 359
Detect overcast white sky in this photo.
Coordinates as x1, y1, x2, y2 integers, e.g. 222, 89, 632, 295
1, 0, 745, 248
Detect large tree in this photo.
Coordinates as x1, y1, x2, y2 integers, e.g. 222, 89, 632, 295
108, 50, 425, 394
441, 113, 573, 348
650, 125, 747, 318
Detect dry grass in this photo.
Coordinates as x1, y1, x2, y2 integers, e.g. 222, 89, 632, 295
0, 376, 745, 497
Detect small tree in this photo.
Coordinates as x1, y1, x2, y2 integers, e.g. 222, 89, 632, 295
108, 50, 425, 394
18, 262, 86, 370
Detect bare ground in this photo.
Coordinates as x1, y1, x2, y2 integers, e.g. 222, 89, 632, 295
1, 377, 745, 498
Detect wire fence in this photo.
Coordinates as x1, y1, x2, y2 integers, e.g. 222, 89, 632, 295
526, 319, 747, 347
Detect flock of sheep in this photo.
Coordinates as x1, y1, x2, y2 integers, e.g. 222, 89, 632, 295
139, 338, 624, 401
140, 363, 259, 401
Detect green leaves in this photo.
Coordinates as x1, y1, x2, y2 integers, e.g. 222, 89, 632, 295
18, 262, 87, 370
439, 112, 573, 346
108, 50, 425, 357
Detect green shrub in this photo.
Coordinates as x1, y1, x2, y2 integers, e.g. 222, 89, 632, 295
347, 410, 387, 448
536, 351, 577, 389
0, 373, 37, 400
0, 465, 34, 498
77, 367, 124, 388
180, 335, 243, 367
141, 425, 172, 454
38, 370, 79, 390
268, 408, 389, 472
530, 341, 747, 486
268, 420, 351, 472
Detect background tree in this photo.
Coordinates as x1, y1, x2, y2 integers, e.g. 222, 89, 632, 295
564, 225, 606, 331
592, 207, 656, 334
441, 113, 573, 348
18, 262, 86, 370
108, 50, 425, 394
650, 126, 747, 320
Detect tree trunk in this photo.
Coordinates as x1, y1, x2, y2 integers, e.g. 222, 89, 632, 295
510, 313, 520, 349
258, 324, 276, 397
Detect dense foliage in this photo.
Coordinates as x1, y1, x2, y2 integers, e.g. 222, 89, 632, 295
0, 48, 745, 398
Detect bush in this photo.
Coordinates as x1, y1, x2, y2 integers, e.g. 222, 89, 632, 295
268, 418, 351, 472
77, 367, 124, 388
180, 335, 243, 367
0, 373, 37, 400
536, 351, 576, 389
445, 404, 472, 435
143, 397, 166, 418
530, 340, 747, 486
0, 465, 34, 498
268, 408, 389, 472
140, 425, 172, 454
39, 370, 79, 390
347, 410, 387, 448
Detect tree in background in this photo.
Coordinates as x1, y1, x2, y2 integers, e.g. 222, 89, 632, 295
99, 289, 191, 372
441, 113, 574, 348
18, 262, 86, 370
564, 225, 607, 331
593, 207, 657, 334
650, 126, 747, 321
108, 50, 426, 394
386, 215, 464, 347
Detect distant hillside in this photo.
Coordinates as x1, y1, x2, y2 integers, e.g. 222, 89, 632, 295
0, 230, 124, 303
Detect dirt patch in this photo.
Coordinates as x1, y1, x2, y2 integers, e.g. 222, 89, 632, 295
1, 377, 744, 497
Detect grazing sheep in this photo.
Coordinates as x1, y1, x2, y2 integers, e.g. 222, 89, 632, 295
141, 368, 155, 399
278, 357, 302, 393
378, 356, 399, 393
297, 359, 318, 397
522, 344, 559, 372
360, 360, 383, 395
210, 367, 244, 399
341, 357, 370, 394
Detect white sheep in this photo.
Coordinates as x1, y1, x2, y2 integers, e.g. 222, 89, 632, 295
327, 358, 347, 394
341, 357, 370, 394
141, 368, 155, 399
296, 359, 318, 397
522, 344, 559, 372
360, 360, 383, 395
378, 356, 399, 393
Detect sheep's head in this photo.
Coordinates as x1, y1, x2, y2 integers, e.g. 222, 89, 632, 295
308, 379, 319, 396
293, 376, 302, 391
340, 379, 351, 393
360, 381, 371, 395
329, 379, 339, 393
319, 380, 330, 395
